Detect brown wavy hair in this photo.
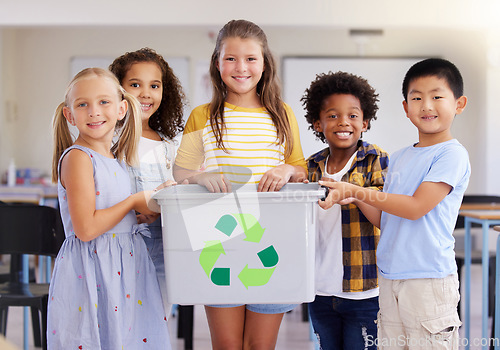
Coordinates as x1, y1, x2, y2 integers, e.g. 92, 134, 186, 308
109, 47, 186, 139
209, 19, 292, 158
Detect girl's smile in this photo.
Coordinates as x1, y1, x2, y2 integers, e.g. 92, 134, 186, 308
140, 103, 153, 112
87, 121, 106, 128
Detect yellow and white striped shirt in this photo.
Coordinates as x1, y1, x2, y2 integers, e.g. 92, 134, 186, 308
175, 102, 306, 185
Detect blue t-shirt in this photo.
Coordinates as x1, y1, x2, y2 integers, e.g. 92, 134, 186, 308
377, 139, 470, 280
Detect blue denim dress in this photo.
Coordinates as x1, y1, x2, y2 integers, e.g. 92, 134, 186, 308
129, 135, 175, 317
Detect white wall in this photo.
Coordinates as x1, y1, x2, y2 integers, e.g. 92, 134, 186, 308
0, 23, 496, 194
283, 57, 425, 158
0, 29, 16, 175
485, 32, 500, 196
0, 0, 498, 29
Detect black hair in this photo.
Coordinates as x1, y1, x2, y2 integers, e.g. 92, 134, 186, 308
301, 71, 379, 143
402, 58, 464, 101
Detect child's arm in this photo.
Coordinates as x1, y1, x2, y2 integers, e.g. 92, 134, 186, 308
61, 150, 156, 242
173, 164, 232, 193
139, 179, 178, 217
344, 151, 388, 228
320, 180, 451, 221
337, 197, 382, 228
258, 164, 307, 192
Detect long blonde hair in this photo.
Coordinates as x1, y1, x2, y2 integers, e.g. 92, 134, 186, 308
51, 67, 142, 182
209, 19, 293, 157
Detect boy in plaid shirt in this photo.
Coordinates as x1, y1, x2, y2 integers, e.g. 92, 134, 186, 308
302, 71, 389, 349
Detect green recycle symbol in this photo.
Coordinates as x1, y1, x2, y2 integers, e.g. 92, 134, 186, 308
198, 214, 279, 289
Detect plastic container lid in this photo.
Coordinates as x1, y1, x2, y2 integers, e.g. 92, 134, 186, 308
153, 182, 327, 203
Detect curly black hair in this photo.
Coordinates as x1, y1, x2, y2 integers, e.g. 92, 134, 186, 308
109, 47, 186, 140
301, 71, 379, 143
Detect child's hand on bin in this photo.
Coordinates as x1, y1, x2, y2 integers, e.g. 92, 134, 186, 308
318, 180, 355, 210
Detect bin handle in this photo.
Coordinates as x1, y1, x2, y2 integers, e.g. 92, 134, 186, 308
320, 186, 329, 201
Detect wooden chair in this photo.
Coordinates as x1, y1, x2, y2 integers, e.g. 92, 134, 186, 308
0, 203, 65, 350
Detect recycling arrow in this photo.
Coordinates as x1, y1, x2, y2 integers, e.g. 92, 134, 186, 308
257, 245, 279, 267
199, 213, 278, 288
238, 265, 276, 289
238, 245, 279, 288
211, 267, 230, 286
215, 214, 238, 237
233, 213, 266, 243
199, 240, 225, 277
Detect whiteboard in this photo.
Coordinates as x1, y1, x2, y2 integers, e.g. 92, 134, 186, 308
282, 57, 424, 158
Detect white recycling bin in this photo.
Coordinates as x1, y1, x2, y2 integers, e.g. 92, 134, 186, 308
152, 182, 325, 305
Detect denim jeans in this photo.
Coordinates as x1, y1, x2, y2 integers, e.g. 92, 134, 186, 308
309, 295, 379, 350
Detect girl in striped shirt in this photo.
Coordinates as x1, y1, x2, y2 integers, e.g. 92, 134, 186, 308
174, 19, 307, 350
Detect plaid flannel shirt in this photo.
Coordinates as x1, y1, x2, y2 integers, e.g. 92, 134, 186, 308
307, 141, 389, 292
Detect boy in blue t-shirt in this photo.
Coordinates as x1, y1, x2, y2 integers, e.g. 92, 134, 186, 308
320, 58, 470, 349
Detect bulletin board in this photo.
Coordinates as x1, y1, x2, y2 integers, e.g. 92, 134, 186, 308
282, 56, 425, 157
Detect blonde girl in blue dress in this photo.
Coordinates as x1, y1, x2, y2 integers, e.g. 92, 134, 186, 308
48, 68, 173, 349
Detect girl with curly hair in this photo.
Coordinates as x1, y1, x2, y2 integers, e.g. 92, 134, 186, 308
110, 48, 186, 318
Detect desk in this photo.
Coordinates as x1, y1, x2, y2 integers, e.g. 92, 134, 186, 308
461, 203, 500, 211
495, 226, 500, 350
0, 187, 44, 204
461, 211, 500, 350
0, 185, 57, 205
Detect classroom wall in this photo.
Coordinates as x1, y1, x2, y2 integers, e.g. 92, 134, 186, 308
0, 0, 496, 29
0, 25, 495, 194
0, 29, 16, 173
484, 30, 500, 197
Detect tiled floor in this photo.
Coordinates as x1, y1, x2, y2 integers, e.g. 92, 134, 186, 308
1, 264, 490, 349
3, 302, 315, 350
